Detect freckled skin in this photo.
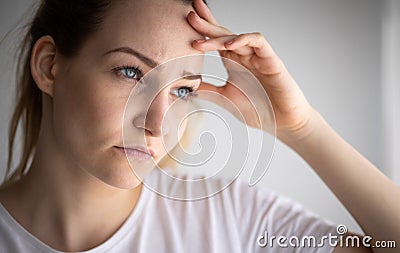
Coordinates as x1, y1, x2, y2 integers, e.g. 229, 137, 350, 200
52, 0, 204, 188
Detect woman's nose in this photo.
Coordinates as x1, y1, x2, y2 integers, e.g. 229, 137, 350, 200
141, 91, 170, 137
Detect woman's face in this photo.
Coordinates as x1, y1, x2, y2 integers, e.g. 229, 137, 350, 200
51, 0, 204, 188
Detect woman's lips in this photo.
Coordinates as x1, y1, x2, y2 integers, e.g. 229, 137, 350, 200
115, 146, 153, 161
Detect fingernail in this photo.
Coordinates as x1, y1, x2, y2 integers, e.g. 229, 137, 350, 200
225, 39, 234, 45
188, 11, 195, 18
196, 39, 206, 43
190, 11, 199, 17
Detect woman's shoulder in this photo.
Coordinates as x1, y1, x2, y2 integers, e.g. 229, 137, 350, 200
143, 168, 278, 203
141, 169, 337, 252
143, 168, 316, 221
0, 181, 20, 214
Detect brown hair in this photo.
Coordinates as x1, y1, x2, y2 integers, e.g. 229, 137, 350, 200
5, 0, 207, 184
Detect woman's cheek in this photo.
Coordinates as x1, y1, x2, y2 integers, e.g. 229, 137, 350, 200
81, 82, 128, 146
54, 72, 125, 151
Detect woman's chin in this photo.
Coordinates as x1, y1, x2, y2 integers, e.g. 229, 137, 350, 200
88, 165, 147, 190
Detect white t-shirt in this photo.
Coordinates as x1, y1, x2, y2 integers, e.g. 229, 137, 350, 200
0, 169, 339, 253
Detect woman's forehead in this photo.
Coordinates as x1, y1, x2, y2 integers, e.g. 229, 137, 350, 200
92, 0, 205, 63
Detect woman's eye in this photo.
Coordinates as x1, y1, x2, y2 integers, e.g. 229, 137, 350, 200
171, 87, 195, 100
114, 66, 142, 81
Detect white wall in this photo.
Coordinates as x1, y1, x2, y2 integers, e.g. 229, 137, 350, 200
0, 0, 36, 181
381, 0, 400, 186
0, 0, 397, 235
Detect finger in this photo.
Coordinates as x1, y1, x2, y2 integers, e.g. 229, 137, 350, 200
187, 11, 232, 38
193, 0, 218, 25
198, 81, 222, 93
193, 35, 254, 56
224, 33, 276, 59
192, 35, 239, 50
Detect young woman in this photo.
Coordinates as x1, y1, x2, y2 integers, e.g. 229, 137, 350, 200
0, 0, 399, 252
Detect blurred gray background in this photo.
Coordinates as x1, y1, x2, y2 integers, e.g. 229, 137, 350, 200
1, 0, 399, 234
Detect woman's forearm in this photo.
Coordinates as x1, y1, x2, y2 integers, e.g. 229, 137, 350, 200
284, 110, 400, 252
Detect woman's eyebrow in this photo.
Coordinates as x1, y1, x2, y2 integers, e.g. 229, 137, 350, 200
103, 47, 203, 82
181, 71, 202, 82
103, 47, 159, 68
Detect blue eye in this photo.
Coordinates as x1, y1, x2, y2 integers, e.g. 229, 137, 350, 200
171, 87, 195, 100
114, 66, 142, 81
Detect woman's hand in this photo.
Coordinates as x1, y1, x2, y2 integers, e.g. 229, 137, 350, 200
188, 0, 318, 143
187, 3, 400, 251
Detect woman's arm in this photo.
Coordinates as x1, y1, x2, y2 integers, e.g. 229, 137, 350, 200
286, 109, 400, 253
188, 0, 400, 252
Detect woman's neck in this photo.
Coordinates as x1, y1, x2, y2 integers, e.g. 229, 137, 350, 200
0, 130, 143, 251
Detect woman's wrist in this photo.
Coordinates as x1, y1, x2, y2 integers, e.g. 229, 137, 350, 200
277, 107, 327, 151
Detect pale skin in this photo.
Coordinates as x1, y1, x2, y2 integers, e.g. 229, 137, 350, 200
0, 0, 399, 252
0, 0, 203, 251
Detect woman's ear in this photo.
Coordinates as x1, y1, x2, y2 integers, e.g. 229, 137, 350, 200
30, 35, 58, 97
